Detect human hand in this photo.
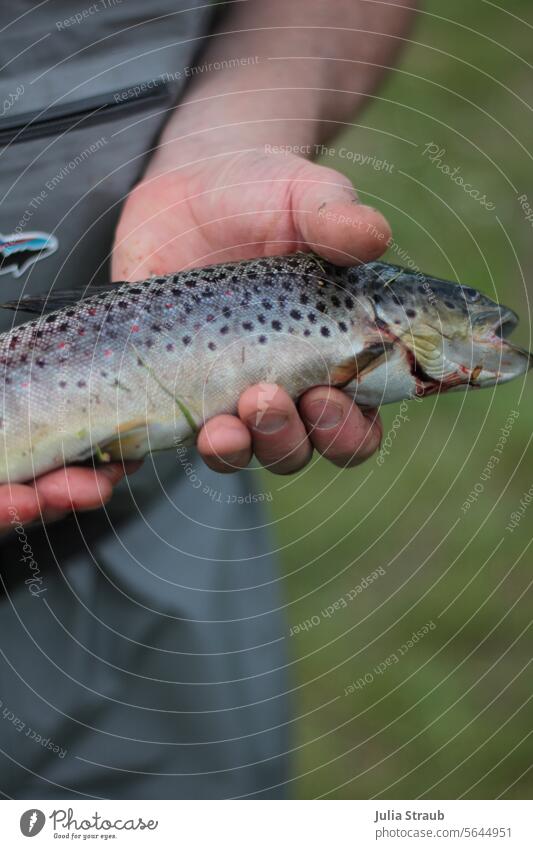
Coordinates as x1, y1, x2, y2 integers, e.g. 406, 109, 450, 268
113, 148, 390, 475
0, 462, 140, 534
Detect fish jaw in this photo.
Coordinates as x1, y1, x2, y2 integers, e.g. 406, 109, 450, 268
345, 321, 533, 406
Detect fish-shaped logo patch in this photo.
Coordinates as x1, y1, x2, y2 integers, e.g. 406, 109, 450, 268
0, 231, 58, 278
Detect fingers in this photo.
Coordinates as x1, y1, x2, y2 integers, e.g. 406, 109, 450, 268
0, 461, 141, 533
198, 386, 313, 476
290, 162, 391, 265
238, 384, 312, 475
300, 387, 382, 467
198, 385, 382, 476
33, 464, 131, 514
197, 415, 252, 473
0, 484, 41, 530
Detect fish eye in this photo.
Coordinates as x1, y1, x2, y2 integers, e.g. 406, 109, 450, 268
461, 286, 480, 302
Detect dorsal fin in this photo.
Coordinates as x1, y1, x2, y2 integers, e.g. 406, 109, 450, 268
0, 283, 126, 314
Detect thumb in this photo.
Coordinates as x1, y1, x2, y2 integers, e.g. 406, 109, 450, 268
289, 162, 391, 265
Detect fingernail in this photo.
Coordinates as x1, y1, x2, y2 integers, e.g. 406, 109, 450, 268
219, 451, 244, 466
305, 400, 344, 430
247, 410, 288, 434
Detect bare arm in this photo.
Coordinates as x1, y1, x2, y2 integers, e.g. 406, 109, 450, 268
112, 0, 416, 477
150, 0, 416, 169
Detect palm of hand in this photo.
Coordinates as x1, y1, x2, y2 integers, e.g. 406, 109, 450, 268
113, 149, 387, 476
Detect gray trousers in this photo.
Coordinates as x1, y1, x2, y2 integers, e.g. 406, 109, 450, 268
0, 0, 289, 799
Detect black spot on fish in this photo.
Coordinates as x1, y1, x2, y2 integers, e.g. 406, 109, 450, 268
242, 321, 254, 331
220, 325, 229, 334
182, 335, 191, 346
130, 288, 142, 295
257, 314, 266, 324
320, 326, 330, 337
406, 308, 416, 318
290, 309, 302, 320
271, 319, 282, 331
303, 328, 311, 337
445, 301, 455, 309
262, 299, 273, 310
331, 295, 340, 308
151, 323, 162, 332
208, 341, 216, 351
59, 380, 67, 388
77, 380, 86, 388
166, 343, 174, 352
338, 321, 348, 332
258, 335, 267, 344
222, 306, 232, 318
45, 314, 56, 323
300, 293, 310, 305
36, 358, 46, 367
59, 322, 68, 332
345, 296, 354, 309
308, 312, 317, 324
316, 301, 327, 313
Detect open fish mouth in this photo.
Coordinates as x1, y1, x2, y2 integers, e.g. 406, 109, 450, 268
434, 305, 533, 391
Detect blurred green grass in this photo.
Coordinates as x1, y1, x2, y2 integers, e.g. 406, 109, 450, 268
262, 0, 533, 799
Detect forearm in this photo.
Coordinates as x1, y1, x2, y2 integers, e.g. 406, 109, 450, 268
149, 0, 416, 170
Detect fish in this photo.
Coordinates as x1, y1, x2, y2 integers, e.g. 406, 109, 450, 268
0, 253, 530, 484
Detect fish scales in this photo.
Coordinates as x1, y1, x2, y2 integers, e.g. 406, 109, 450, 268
0, 253, 530, 484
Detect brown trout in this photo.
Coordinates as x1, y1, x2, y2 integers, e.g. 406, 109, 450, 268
0, 253, 530, 484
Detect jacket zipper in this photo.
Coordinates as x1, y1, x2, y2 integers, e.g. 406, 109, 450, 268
0, 80, 171, 146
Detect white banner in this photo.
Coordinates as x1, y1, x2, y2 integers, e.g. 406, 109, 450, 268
0, 799, 530, 847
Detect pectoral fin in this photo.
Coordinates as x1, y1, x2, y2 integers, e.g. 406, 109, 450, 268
331, 341, 394, 387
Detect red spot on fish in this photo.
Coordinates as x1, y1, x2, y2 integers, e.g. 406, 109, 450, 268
165, 303, 173, 309
225, 290, 233, 297
21, 382, 29, 388
104, 349, 113, 357
131, 324, 139, 333
88, 308, 96, 316
57, 341, 66, 349
78, 329, 85, 335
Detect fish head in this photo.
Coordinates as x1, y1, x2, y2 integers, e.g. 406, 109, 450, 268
360, 262, 532, 396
